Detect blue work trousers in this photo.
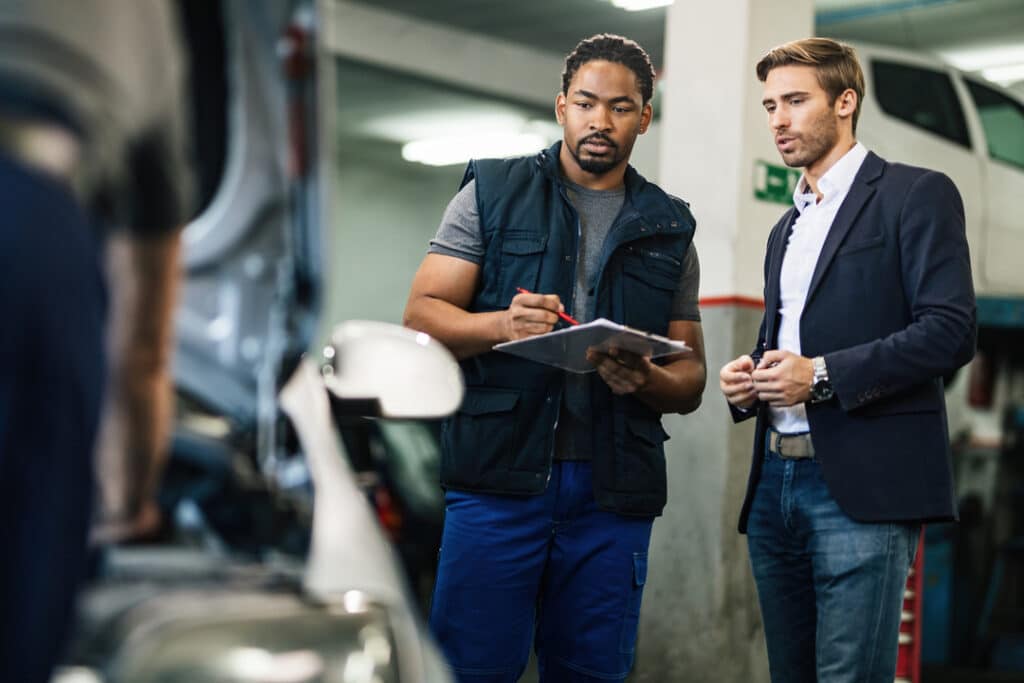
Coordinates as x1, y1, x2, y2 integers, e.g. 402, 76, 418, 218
429, 461, 653, 682
0, 153, 105, 683
746, 439, 920, 683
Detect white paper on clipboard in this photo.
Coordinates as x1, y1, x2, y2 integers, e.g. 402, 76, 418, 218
493, 317, 690, 373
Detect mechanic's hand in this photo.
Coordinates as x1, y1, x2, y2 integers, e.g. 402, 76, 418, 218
751, 350, 814, 407
587, 347, 652, 395
91, 498, 163, 546
720, 354, 758, 409
504, 290, 563, 341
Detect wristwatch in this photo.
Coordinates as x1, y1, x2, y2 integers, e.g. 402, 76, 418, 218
809, 356, 834, 403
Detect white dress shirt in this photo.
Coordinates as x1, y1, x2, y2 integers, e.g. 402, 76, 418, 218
769, 142, 869, 434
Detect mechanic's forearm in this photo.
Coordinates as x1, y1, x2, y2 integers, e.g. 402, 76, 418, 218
635, 358, 707, 414
404, 295, 507, 360
98, 230, 182, 522
100, 368, 174, 519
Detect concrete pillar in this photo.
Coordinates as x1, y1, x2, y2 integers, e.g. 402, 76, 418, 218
633, 2, 813, 681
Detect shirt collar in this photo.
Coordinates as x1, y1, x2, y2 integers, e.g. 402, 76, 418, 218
792, 141, 868, 214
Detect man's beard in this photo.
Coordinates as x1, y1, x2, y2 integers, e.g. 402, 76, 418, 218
781, 109, 839, 169
571, 134, 624, 174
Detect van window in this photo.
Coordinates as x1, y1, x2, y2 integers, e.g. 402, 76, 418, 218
871, 61, 971, 148
965, 79, 1024, 171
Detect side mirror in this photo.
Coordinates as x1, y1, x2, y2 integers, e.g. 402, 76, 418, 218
320, 320, 464, 419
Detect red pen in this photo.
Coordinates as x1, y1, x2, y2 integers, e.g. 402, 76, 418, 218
515, 287, 580, 326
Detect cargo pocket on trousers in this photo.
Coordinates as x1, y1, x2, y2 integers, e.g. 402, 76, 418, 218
619, 552, 648, 654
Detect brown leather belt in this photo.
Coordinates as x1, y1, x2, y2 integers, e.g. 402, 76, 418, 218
768, 430, 815, 459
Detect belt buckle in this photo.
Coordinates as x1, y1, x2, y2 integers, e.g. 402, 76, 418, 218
770, 431, 813, 459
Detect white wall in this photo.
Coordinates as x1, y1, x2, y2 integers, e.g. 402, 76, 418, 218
320, 145, 464, 335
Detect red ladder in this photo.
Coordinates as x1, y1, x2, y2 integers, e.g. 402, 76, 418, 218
895, 529, 925, 683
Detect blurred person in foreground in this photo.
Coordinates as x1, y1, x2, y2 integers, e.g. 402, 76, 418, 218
720, 38, 975, 682
0, 2, 192, 681
405, 34, 705, 682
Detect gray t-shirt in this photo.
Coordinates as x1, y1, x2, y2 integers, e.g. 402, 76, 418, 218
430, 178, 700, 461
0, 0, 193, 232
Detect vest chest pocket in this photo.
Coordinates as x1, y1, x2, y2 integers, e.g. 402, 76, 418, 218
620, 248, 680, 333
498, 232, 548, 301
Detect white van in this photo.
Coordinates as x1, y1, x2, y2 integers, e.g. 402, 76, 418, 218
852, 42, 1024, 304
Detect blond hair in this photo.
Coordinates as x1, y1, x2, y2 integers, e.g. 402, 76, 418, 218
755, 38, 865, 133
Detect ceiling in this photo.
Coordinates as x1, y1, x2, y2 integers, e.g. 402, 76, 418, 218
345, 0, 1024, 78
332, 0, 1024, 168
345, 0, 668, 67
335, 59, 557, 167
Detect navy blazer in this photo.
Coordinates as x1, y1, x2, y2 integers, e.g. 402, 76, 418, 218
735, 151, 976, 532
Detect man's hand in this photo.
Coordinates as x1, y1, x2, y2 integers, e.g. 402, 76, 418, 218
588, 320, 705, 413
91, 498, 162, 546
504, 290, 564, 341
720, 355, 758, 409
404, 256, 568, 360
586, 347, 653, 395
751, 350, 814, 406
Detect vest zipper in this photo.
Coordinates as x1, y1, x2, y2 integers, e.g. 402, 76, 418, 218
547, 396, 560, 488
544, 185, 581, 486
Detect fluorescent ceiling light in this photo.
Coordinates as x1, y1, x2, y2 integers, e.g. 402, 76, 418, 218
402, 132, 548, 167
363, 109, 528, 145
937, 43, 1024, 72
981, 63, 1024, 87
937, 43, 1024, 87
610, 0, 673, 11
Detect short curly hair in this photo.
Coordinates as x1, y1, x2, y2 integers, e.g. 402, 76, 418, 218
561, 34, 656, 104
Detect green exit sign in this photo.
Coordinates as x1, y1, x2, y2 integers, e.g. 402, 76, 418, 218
754, 160, 801, 205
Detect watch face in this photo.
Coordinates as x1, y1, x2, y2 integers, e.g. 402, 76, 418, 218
812, 380, 834, 401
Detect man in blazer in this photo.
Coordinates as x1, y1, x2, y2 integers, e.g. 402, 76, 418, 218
720, 38, 975, 683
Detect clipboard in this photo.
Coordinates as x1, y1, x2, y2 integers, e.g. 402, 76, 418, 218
493, 317, 690, 373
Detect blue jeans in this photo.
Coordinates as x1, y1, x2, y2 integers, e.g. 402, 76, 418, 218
429, 461, 653, 682
746, 440, 920, 683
